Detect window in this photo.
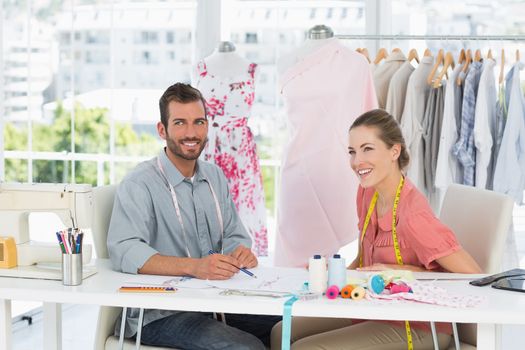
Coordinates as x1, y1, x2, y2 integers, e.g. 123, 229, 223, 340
136, 30, 159, 44
245, 32, 258, 43
85, 50, 109, 64
166, 31, 175, 44
1, 0, 197, 197
85, 30, 109, 44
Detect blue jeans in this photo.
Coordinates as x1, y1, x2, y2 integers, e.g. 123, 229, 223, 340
140, 312, 281, 350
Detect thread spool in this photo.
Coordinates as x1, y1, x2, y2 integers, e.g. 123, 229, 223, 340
308, 254, 327, 294
351, 286, 365, 300
368, 274, 385, 294
328, 254, 347, 289
326, 285, 339, 299
340, 284, 354, 299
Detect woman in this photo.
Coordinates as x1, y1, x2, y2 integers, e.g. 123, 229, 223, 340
271, 109, 481, 350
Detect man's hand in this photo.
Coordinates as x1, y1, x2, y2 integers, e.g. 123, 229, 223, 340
229, 245, 258, 269
191, 254, 241, 280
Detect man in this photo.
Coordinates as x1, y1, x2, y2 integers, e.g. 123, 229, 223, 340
107, 83, 280, 349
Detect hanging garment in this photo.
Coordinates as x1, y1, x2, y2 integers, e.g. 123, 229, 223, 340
493, 62, 525, 204
422, 85, 446, 204
435, 64, 464, 199
400, 55, 434, 193
490, 82, 508, 189
195, 61, 268, 256
453, 61, 483, 186
474, 58, 497, 189
373, 51, 406, 109
276, 39, 377, 267
385, 61, 415, 122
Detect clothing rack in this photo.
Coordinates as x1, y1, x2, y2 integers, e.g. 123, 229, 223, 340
335, 34, 525, 41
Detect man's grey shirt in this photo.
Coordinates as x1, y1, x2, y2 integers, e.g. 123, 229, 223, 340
107, 149, 252, 337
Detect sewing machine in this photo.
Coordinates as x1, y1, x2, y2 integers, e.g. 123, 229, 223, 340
0, 183, 96, 280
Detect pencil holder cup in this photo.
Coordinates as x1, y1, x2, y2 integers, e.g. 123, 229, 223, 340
62, 253, 82, 286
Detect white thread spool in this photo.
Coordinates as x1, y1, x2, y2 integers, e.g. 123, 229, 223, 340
308, 254, 327, 294
328, 254, 347, 289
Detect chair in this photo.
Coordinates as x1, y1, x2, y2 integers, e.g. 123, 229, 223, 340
92, 185, 171, 350
439, 184, 514, 350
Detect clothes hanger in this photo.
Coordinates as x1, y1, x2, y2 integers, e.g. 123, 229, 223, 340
487, 49, 493, 60
360, 48, 371, 63
433, 51, 455, 88
458, 49, 466, 64
474, 49, 482, 62
516, 49, 521, 62
499, 49, 505, 84
391, 47, 402, 54
408, 48, 420, 63
424, 48, 432, 57
427, 48, 444, 85
457, 49, 472, 86
356, 48, 362, 53
374, 48, 388, 64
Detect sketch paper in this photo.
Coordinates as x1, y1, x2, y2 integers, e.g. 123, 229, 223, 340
206, 266, 307, 293
122, 266, 308, 293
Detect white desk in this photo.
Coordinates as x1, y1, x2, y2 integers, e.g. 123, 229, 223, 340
1, 259, 524, 350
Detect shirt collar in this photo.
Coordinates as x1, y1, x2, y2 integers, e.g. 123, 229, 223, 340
420, 55, 434, 65
158, 148, 207, 186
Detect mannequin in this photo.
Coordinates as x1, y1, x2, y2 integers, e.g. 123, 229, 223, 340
277, 25, 336, 76
217, 40, 236, 53
193, 41, 268, 256
192, 41, 252, 81
275, 26, 377, 267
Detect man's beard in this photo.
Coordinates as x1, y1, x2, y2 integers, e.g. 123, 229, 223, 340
166, 135, 208, 161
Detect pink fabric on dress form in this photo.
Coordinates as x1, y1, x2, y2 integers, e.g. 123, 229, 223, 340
275, 39, 378, 267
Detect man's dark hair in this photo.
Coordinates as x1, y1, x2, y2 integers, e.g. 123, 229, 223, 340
159, 83, 207, 128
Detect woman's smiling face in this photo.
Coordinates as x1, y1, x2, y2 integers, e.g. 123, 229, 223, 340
348, 125, 400, 188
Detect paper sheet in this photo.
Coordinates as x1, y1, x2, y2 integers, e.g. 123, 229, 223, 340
206, 266, 308, 293
122, 266, 308, 293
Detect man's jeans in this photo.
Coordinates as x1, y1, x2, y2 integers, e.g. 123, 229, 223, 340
140, 312, 281, 350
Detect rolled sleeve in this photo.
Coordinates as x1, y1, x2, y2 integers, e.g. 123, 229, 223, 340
107, 180, 158, 274
405, 212, 461, 269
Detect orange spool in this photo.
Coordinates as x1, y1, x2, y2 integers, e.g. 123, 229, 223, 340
340, 284, 354, 299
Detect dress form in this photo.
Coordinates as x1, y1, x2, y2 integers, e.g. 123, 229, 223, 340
193, 41, 254, 82
193, 43, 267, 256
277, 25, 336, 76
275, 26, 377, 267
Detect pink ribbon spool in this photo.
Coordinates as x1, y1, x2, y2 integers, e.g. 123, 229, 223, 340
326, 285, 339, 299
390, 283, 411, 294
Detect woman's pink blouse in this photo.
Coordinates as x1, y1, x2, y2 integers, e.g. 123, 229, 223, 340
357, 178, 461, 271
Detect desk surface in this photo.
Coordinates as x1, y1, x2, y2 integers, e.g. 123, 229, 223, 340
0, 259, 524, 325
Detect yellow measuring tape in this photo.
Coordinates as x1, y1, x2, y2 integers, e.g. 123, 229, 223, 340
359, 176, 413, 350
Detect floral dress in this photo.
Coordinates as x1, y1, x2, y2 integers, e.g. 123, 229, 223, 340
195, 60, 268, 256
